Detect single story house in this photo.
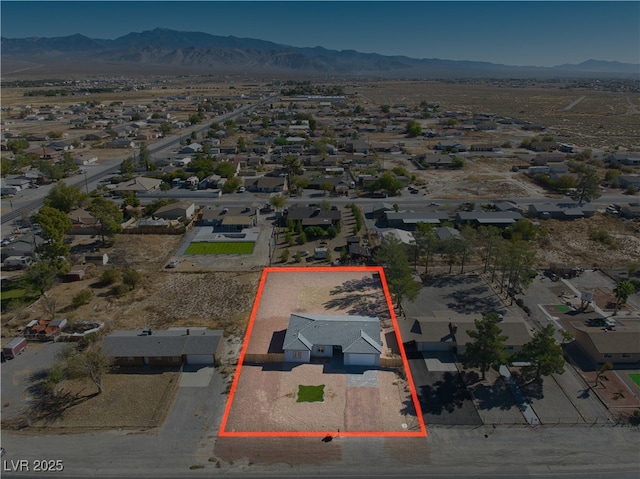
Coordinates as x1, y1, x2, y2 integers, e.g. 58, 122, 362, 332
153, 201, 196, 221
569, 319, 640, 364
67, 208, 101, 235
285, 205, 341, 228
385, 211, 450, 229
103, 327, 224, 367
618, 175, 640, 189
400, 312, 532, 355
528, 203, 596, 220
198, 206, 257, 228
112, 176, 163, 195
283, 314, 383, 366
455, 211, 522, 227
244, 176, 287, 193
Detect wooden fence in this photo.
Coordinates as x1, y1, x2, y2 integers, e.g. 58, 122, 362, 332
243, 353, 285, 363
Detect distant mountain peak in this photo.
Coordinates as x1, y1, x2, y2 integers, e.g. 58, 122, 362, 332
2, 27, 639, 79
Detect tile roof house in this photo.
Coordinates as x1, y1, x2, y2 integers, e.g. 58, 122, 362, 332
67, 208, 101, 235
283, 314, 383, 366
103, 327, 224, 367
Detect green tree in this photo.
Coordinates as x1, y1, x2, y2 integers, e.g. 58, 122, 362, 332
122, 268, 142, 290
7, 138, 30, 154
283, 155, 303, 191
34, 206, 72, 260
571, 168, 601, 204
24, 261, 58, 296
464, 313, 508, 380
374, 172, 404, 196
88, 196, 123, 245
159, 121, 172, 136
43, 182, 88, 213
120, 156, 136, 177
221, 177, 242, 194
269, 194, 286, 212
319, 181, 334, 196
412, 222, 438, 274
214, 161, 235, 178
374, 236, 420, 309
60, 152, 79, 175
520, 325, 565, 381
380, 105, 391, 114
613, 280, 635, 314
405, 120, 422, 138
138, 143, 152, 170
280, 248, 290, 263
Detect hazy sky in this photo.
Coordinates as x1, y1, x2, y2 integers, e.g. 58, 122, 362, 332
1, 1, 639, 67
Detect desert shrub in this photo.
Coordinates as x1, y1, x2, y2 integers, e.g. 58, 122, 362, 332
121, 268, 142, 290
294, 252, 302, 263
113, 284, 130, 297
100, 268, 119, 286
71, 289, 93, 308
589, 230, 616, 248
327, 226, 338, 239
280, 249, 290, 263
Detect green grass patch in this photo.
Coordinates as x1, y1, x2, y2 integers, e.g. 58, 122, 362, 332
297, 385, 325, 403
629, 373, 640, 389
1, 287, 28, 301
555, 304, 570, 313
185, 242, 254, 255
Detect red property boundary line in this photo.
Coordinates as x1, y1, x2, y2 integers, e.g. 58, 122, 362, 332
218, 266, 427, 438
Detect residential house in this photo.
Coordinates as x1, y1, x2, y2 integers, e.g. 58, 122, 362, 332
244, 176, 287, 193
385, 210, 450, 230
528, 203, 597, 220
436, 226, 462, 242
153, 201, 196, 221
400, 312, 532, 355
179, 143, 203, 154
198, 206, 257, 229
285, 204, 341, 228
106, 139, 136, 149
618, 175, 640, 189
455, 211, 522, 227
67, 208, 101, 235
103, 327, 224, 367
435, 141, 467, 152
569, 319, 640, 364
112, 176, 163, 195
605, 152, 640, 166
418, 154, 454, 169
283, 314, 383, 366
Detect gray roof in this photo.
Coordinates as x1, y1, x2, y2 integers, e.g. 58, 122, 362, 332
456, 211, 522, 224
283, 314, 382, 355
103, 328, 223, 358
386, 211, 449, 224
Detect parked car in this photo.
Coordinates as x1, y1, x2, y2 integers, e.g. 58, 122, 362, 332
166, 260, 179, 269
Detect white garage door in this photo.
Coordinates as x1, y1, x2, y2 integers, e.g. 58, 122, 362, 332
344, 353, 378, 366
186, 354, 214, 365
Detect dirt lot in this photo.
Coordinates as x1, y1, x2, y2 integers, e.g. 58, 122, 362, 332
222, 269, 420, 434
355, 81, 640, 150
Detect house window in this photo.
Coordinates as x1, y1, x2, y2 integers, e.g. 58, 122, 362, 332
603, 354, 613, 359
293, 351, 302, 359
621, 353, 631, 358
124, 357, 136, 363
316, 346, 325, 354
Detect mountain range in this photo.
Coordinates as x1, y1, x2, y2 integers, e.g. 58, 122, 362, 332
2, 27, 638, 79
